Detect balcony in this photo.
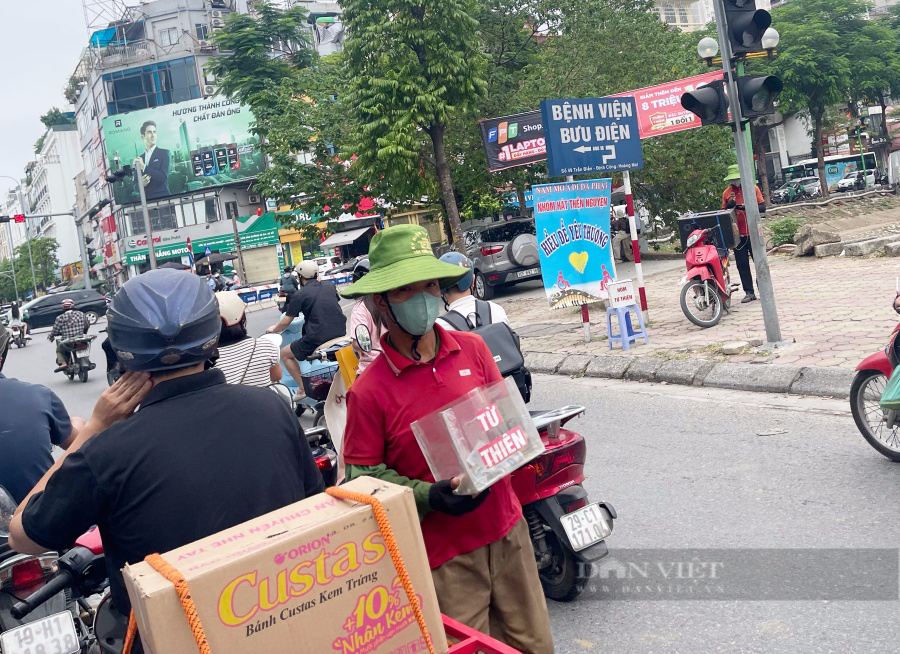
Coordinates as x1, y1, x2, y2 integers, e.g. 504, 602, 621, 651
91, 41, 153, 70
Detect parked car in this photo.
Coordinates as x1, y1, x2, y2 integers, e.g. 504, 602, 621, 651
464, 218, 541, 300
837, 170, 875, 192
21, 290, 108, 329
321, 258, 359, 285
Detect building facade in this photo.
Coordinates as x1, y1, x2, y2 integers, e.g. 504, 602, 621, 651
26, 126, 83, 269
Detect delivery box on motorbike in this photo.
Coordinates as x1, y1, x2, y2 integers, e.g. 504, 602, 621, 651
412, 377, 546, 496
123, 477, 448, 654
677, 209, 739, 250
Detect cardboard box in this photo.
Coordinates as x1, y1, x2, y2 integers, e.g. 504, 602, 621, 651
124, 478, 448, 654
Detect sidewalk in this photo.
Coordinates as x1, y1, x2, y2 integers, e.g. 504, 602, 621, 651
497, 255, 900, 397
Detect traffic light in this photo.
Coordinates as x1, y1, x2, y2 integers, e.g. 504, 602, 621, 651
681, 79, 730, 126
724, 0, 771, 56
87, 198, 112, 219
0, 216, 9, 223
87, 247, 98, 262
13, 214, 25, 224
104, 165, 133, 184
737, 75, 782, 118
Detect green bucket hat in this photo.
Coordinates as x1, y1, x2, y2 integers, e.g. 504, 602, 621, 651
341, 224, 468, 299
723, 164, 741, 182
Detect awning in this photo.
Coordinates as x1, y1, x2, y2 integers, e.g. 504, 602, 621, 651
320, 226, 371, 249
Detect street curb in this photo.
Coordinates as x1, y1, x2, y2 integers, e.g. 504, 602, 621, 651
529, 350, 853, 399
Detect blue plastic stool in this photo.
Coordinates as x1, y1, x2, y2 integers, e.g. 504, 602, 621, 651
606, 304, 649, 351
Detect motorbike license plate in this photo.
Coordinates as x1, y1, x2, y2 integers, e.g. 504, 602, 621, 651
560, 503, 612, 552
0, 611, 79, 654
516, 267, 540, 278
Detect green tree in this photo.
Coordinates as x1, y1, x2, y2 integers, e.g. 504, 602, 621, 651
39, 108, 75, 130
768, 0, 871, 198
341, 0, 487, 247
14, 238, 59, 291
206, 1, 314, 109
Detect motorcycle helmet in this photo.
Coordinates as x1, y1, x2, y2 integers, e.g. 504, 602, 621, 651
438, 251, 474, 293
62, 298, 75, 309
107, 269, 220, 372
295, 260, 318, 280
352, 257, 370, 283
215, 290, 246, 327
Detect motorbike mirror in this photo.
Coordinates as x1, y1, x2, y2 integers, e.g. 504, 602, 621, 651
354, 324, 373, 353
0, 486, 16, 537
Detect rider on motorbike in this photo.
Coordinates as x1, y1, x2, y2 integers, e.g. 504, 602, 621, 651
214, 290, 282, 386
9, 301, 27, 341
49, 298, 90, 370
0, 323, 82, 504
8, 269, 325, 649
266, 260, 347, 392
340, 225, 553, 654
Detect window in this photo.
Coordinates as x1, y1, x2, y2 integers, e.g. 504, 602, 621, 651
678, 7, 689, 24
103, 57, 201, 115
224, 201, 238, 221
158, 27, 178, 47
196, 24, 209, 40
663, 4, 676, 24
128, 205, 177, 235
205, 198, 219, 222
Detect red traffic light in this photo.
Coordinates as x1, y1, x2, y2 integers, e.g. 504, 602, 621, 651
13, 214, 25, 223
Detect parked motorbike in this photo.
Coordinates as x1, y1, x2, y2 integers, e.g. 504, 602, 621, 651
851, 299, 900, 460
511, 406, 615, 601
0, 487, 101, 654
678, 225, 737, 328
9, 324, 26, 348
52, 335, 97, 383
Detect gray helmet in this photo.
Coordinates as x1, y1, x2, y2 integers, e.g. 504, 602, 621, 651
438, 251, 474, 293
107, 269, 220, 372
352, 257, 370, 283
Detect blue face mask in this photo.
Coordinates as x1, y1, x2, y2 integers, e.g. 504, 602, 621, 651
389, 292, 443, 336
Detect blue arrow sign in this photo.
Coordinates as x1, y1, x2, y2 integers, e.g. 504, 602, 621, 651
540, 97, 643, 177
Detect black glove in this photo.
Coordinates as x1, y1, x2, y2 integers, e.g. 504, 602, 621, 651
725, 199, 737, 209
428, 480, 490, 517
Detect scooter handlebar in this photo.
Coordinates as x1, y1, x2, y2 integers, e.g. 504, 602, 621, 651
10, 569, 74, 620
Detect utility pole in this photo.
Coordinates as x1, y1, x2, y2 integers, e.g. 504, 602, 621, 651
712, 0, 783, 344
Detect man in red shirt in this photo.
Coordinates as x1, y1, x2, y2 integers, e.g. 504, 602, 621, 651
341, 224, 553, 654
722, 164, 766, 303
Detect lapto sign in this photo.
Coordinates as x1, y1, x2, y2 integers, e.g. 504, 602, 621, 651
532, 179, 615, 309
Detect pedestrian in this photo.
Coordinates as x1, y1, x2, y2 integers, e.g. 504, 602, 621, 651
340, 225, 554, 653
7, 269, 324, 652
722, 164, 766, 303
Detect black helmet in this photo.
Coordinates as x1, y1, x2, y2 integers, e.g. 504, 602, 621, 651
107, 269, 220, 372
352, 257, 370, 283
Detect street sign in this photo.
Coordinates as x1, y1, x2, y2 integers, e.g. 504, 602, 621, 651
186, 237, 194, 268
540, 97, 643, 177
204, 246, 212, 256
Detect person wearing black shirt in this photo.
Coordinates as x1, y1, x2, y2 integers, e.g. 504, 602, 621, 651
267, 259, 347, 390
8, 270, 325, 641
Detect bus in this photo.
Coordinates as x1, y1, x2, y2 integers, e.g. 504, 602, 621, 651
782, 152, 876, 191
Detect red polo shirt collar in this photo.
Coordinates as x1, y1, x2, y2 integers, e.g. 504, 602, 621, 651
379, 325, 462, 375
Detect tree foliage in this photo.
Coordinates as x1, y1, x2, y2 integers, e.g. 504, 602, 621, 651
39, 108, 75, 130
0, 237, 60, 300
340, 0, 487, 247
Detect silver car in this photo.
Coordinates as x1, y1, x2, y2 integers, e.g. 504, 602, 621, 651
464, 218, 541, 300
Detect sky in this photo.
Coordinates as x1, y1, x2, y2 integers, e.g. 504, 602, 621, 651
0, 1, 90, 191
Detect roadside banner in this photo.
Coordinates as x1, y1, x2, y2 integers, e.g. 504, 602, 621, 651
532, 179, 615, 309
478, 71, 724, 171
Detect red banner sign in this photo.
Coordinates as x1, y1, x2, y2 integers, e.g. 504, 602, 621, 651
610, 70, 724, 139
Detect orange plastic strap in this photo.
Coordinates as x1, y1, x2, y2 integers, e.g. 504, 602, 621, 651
122, 553, 211, 654
326, 486, 437, 654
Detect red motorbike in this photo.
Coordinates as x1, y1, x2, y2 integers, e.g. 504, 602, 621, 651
679, 226, 735, 328
512, 406, 615, 601
851, 301, 900, 460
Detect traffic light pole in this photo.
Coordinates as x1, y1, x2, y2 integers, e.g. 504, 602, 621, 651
133, 161, 157, 270
15, 187, 38, 299
735, 60, 756, 184
713, 0, 783, 344
74, 207, 93, 290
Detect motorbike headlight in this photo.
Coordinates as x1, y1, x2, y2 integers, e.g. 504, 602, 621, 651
686, 233, 702, 248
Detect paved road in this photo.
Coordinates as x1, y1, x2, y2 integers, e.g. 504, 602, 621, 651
8, 305, 898, 653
